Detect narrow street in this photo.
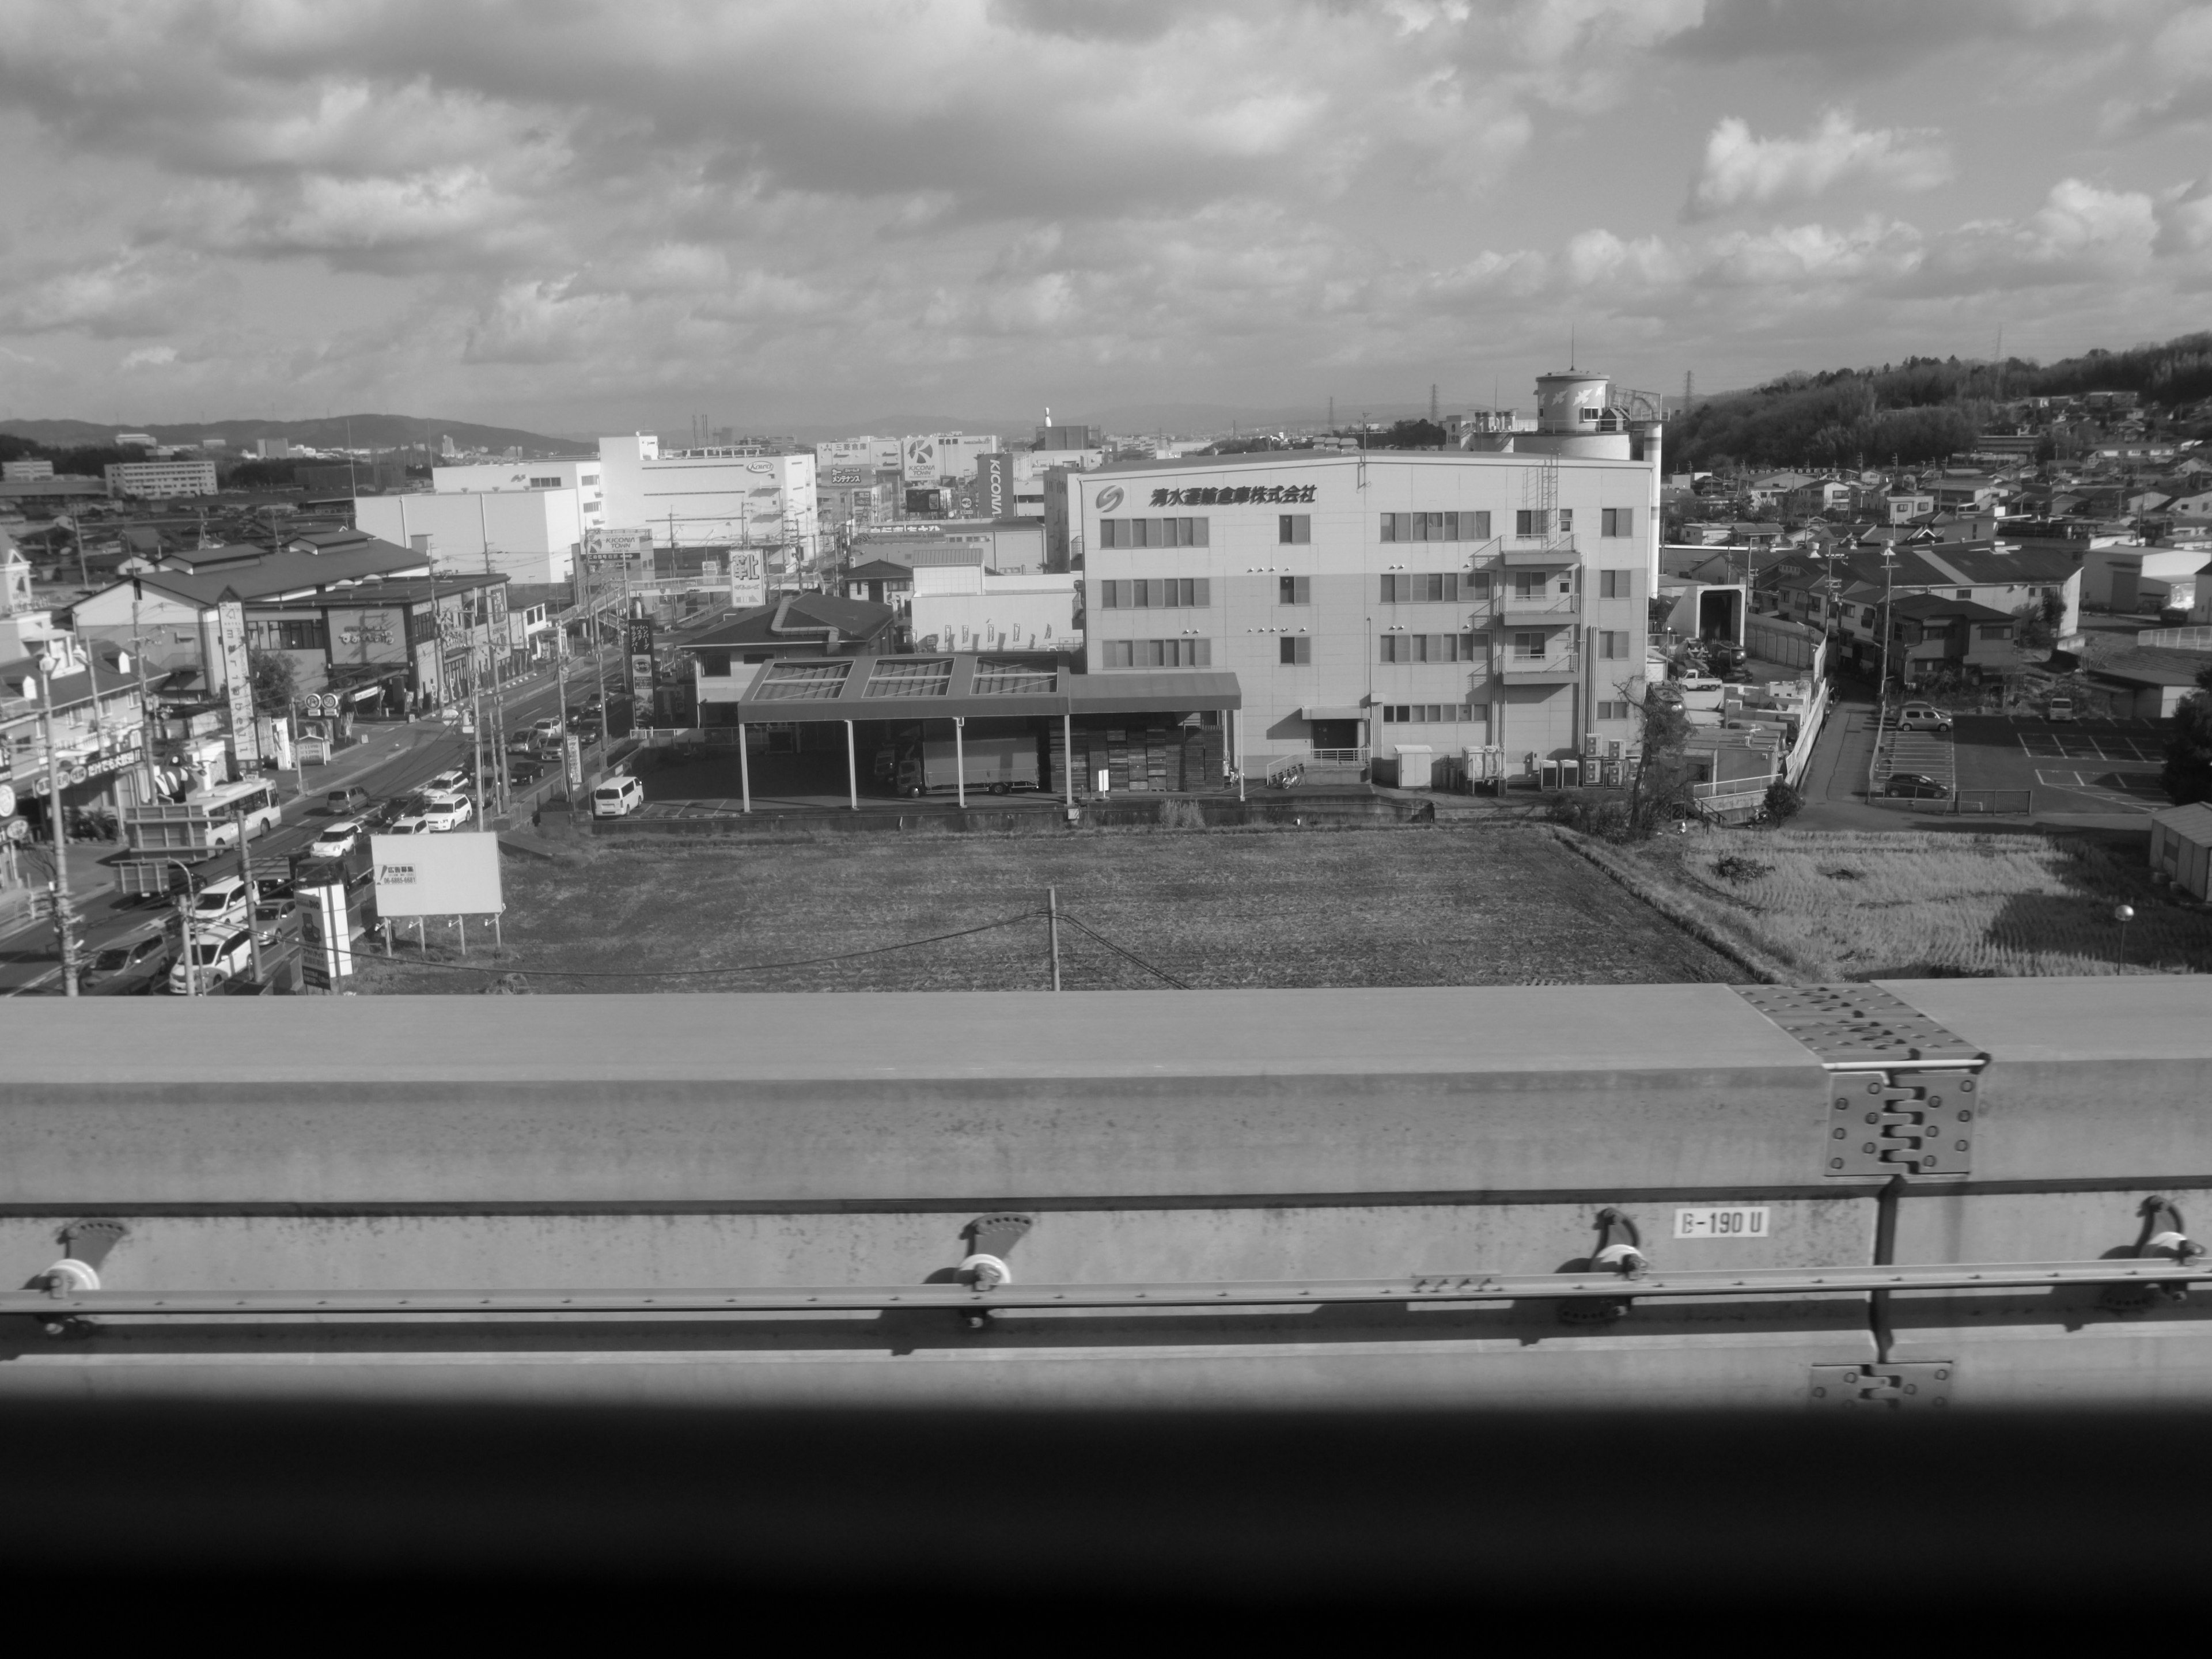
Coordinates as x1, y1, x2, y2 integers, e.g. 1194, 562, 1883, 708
0, 646, 619, 995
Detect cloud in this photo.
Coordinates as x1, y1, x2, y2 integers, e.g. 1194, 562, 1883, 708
2101, 6, 2212, 135
0, 1, 2200, 426
1687, 111, 1951, 218
1662, 0, 2145, 74
120, 344, 177, 369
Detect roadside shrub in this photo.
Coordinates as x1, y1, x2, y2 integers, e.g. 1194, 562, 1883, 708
1159, 798, 1207, 830
1544, 791, 1632, 839
1763, 781, 1805, 825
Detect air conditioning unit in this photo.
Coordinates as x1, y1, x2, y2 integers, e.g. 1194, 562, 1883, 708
1584, 734, 1601, 757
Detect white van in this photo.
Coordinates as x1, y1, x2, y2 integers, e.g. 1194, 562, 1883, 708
592, 776, 644, 819
189, 875, 253, 931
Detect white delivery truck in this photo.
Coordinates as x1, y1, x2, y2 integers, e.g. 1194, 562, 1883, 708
896, 734, 1040, 797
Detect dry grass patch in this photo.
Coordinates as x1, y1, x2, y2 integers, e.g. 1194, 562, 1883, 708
352, 823, 1738, 994
1612, 828, 2210, 981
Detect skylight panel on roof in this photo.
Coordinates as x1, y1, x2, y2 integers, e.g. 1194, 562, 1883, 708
863, 658, 952, 696
751, 660, 853, 701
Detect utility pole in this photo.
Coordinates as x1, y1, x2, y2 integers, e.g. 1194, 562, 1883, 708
237, 814, 263, 986
1047, 885, 1062, 992
36, 664, 80, 997
480, 540, 512, 815
1877, 548, 1897, 704
472, 685, 487, 827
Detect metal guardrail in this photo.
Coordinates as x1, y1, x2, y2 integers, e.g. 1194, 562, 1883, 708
9, 1257, 2207, 1321
1874, 789, 2033, 816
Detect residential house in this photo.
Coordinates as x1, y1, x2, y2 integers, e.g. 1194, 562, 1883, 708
840, 558, 917, 612
2086, 646, 2212, 719
1884, 594, 2019, 687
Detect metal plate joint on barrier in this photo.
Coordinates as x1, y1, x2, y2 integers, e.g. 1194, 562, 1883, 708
1808, 1363, 1953, 1410
1733, 986, 1986, 1179
1734, 984, 1987, 1070
1825, 1069, 1977, 1177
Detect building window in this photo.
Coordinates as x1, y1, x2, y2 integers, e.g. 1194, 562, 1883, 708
1558, 509, 1573, 532
1594, 700, 1631, 721
1599, 569, 1631, 599
1278, 514, 1311, 544
1380, 703, 1479, 723
1378, 632, 1478, 662
1976, 623, 2012, 640
1107, 638, 1214, 668
1098, 578, 1211, 608
1099, 517, 1209, 548
247, 618, 328, 652
1515, 509, 1550, 537
1380, 573, 1464, 603
1380, 511, 1489, 542
529, 476, 561, 488
1278, 575, 1311, 604
1279, 637, 1310, 665
1601, 507, 1634, 537
1598, 631, 1628, 658
1955, 588, 1972, 600
1513, 631, 1545, 659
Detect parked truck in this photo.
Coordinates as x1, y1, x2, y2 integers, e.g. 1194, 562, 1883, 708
895, 734, 1040, 797
114, 778, 283, 899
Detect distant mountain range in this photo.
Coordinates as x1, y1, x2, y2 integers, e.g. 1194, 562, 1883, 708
0, 414, 591, 456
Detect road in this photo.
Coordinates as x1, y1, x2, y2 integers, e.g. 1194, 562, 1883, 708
0, 647, 620, 997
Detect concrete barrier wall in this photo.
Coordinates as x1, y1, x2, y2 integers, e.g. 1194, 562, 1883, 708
0, 979, 2206, 1404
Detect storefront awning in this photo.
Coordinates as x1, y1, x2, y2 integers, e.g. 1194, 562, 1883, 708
1298, 705, 1365, 722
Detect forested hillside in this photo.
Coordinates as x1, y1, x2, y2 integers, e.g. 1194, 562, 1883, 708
1672, 332, 2212, 472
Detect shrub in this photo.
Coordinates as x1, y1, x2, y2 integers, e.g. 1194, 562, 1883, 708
1711, 854, 1775, 883
1763, 781, 1805, 825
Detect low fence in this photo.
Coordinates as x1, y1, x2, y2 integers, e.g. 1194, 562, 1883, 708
600, 793, 1433, 838
1871, 788, 2033, 816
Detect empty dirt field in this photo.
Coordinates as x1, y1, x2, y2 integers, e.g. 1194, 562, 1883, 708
1605, 827, 2211, 981
351, 823, 1740, 994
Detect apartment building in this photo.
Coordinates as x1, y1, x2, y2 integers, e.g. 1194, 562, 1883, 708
1077, 380, 1661, 773
103, 459, 216, 498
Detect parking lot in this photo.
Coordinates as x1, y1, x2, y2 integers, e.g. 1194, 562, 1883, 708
1952, 713, 2171, 816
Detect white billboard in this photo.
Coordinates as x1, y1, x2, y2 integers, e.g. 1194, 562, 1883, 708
728, 548, 766, 608
371, 831, 504, 918
585, 525, 654, 563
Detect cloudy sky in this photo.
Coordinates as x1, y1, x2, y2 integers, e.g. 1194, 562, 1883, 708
2, 0, 2210, 437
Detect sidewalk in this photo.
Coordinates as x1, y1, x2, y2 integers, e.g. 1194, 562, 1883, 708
1793, 695, 1897, 831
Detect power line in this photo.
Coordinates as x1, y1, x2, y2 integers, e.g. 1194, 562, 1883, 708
1054, 912, 1191, 990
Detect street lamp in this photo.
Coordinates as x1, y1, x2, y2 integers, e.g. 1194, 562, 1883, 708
2113, 903, 2135, 969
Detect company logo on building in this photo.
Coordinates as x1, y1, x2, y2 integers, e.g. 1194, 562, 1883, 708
1150, 484, 1316, 506
1096, 485, 1124, 512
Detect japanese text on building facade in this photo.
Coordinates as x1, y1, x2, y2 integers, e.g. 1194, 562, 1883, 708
1149, 484, 1316, 507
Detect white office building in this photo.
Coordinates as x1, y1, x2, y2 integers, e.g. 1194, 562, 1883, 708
432, 460, 607, 539
1075, 373, 1663, 778
353, 488, 584, 585
595, 435, 818, 564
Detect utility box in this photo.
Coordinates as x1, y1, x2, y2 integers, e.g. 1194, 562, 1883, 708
1378, 744, 1433, 789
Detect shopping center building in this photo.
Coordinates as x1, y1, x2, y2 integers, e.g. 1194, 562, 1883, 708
1074, 374, 1664, 778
